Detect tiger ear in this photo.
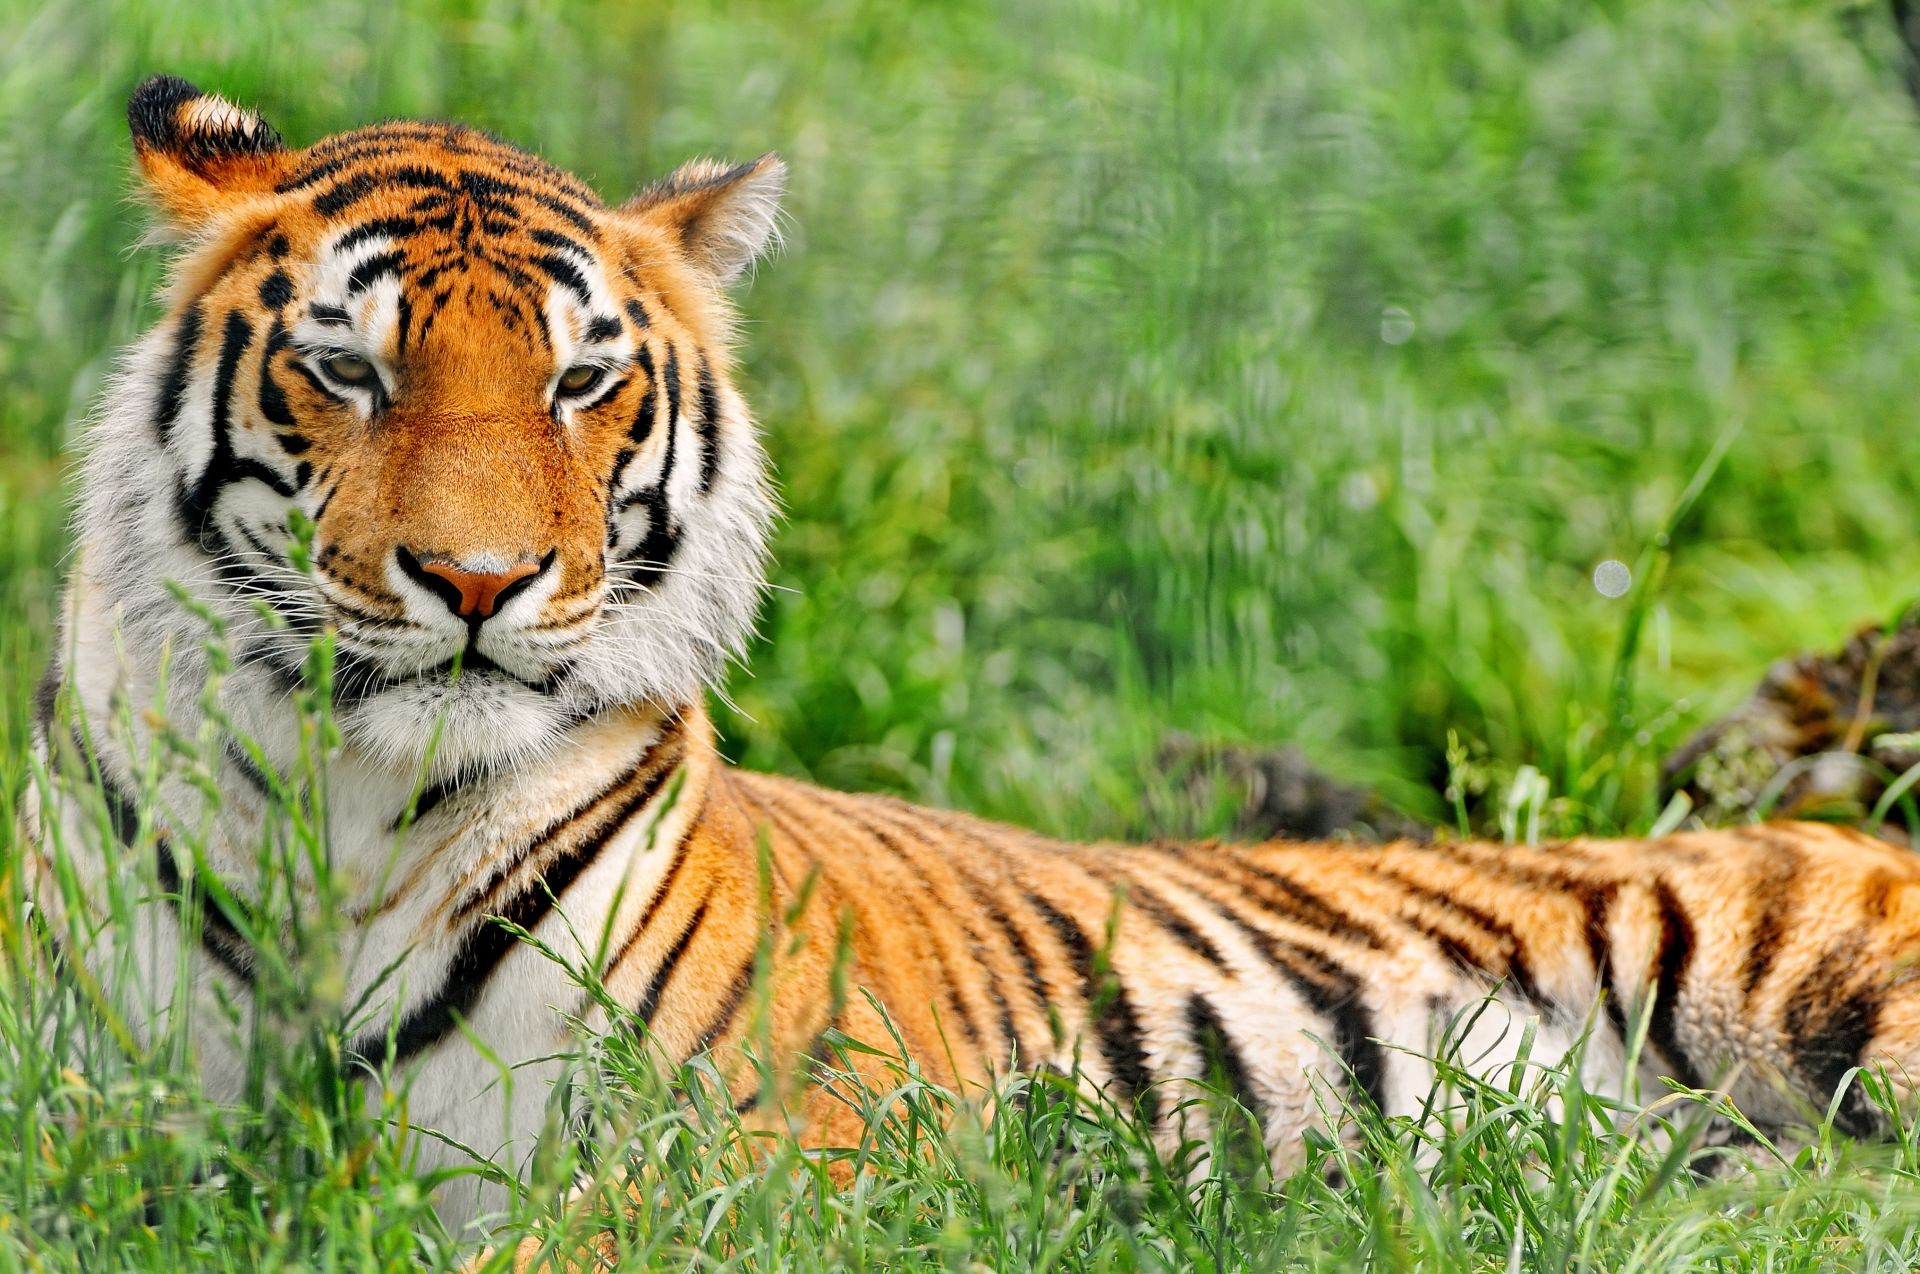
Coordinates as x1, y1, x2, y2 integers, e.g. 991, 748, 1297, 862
128, 75, 291, 236
617, 153, 786, 286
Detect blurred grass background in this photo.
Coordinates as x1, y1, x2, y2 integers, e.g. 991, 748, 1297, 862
6, 0, 1920, 844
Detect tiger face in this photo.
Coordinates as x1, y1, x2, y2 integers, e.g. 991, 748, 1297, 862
88, 77, 782, 777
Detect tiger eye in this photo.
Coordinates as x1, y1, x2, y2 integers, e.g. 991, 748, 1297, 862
322, 353, 376, 386
557, 365, 601, 394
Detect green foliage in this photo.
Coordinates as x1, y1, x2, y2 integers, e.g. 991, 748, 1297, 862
6, 0, 1920, 1266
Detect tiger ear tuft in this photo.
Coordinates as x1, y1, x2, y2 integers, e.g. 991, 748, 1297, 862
128, 75, 290, 233
619, 153, 786, 286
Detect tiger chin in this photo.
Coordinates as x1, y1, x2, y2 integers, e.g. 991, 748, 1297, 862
28, 75, 1920, 1244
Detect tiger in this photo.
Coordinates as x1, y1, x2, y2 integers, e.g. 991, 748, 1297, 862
25, 75, 1920, 1243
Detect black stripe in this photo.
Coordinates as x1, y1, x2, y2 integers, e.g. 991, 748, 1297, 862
310, 303, 352, 327
832, 801, 1021, 1057
346, 250, 405, 296
186, 545, 313, 647
416, 292, 446, 346
1158, 860, 1389, 1113
227, 458, 296, 499
664, 345, 683, 451
1301, 966, 1385, 1114
606, 451, 635, 510
532, 253, 594, 308
177, 312, 298, 545
584, 315, 620, 343
852, 802, 1044, 1051
333, 216, 420, 253
455, 167, 524, 213
199, 521, 295, 597
600, 812, 703, 979
1559, 874, 1627, 1041
385, 166, 460, 196
695, 355, 722, 493
1646, 882, 1707, 1090
231, 515, 293, 580
324, 595, 407, 631
1083, 862, 1229, 968
176, 311, 254, 540
257, 320, 297, 426
758, 792, 989, 1052
957, 880, 1044, 1055
257, 270, 293, 310
905, 907, 987, 1048
1374, 866, 1552, 1018
626, 347, 659, 447
1736, 831, 1802, 994
692, 953, 758, 1051
625, 297, 650, 329
33, 668, 59, 743
596, 756, 706, 977
1027, 893, 1158, 1122
313, 164, 455, 218
94, 757, 259, 986
480, 251, 541, 295
528, 227, 591, 257
358, 753, 679, 1067
155, 303, 205, 444
92, 762, 142, 850
387, 776, 460, 833
453, 740, 682, 921
1784, 968, 1882, 1138
1216, 850, 1385, 949
278, 152, 391, 194
312, 171, 380, 216
485, 283, 549, 349
154, 839, 257, 985
532, 191, 598, 236
1424, 845, 1630, 1044
224, 742, 272, 797
617, 346, 684, 588
1186, 993, 1265, 1131
413, 262, 456, 294
632, 894, 713, 1026
311, 480, 341, 523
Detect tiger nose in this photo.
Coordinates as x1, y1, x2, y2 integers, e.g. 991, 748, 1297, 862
396, 547, 551, 619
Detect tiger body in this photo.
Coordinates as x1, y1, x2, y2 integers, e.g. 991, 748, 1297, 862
27, 78, 1920, 1238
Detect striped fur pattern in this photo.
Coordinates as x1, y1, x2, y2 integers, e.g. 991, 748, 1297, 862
29, 80, 1920, 1237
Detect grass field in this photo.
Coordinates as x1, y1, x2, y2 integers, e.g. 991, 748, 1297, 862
8, 0, 1920, 1267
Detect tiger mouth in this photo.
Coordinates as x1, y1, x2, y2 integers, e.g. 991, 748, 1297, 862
330, 643, 574, 707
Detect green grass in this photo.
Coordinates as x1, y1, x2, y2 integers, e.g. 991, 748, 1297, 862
8, 0, 1920, 1266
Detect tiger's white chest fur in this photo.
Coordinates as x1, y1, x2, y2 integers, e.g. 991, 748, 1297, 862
38, 568, 708, 1232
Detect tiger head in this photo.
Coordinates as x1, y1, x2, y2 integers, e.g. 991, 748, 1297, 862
83, 77, 784, 777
